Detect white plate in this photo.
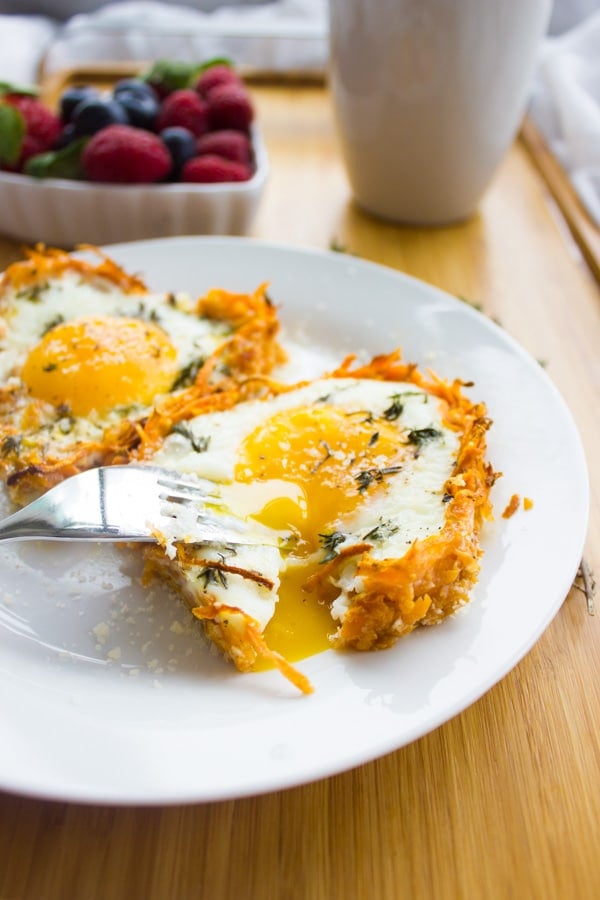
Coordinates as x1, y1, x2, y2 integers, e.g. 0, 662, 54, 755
0, 237, 588, 805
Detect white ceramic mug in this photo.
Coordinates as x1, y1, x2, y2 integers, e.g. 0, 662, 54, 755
328, 0, 552, 224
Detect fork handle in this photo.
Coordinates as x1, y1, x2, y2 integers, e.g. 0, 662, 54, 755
0, 497, 154, 543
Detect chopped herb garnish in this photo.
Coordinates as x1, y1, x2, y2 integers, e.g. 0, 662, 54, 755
329, 237, 358, 256
129, 301, 146, 319
383, 395, 404, 421
198, 566, 228, 590
170, 422, 210, 453
1, 435, 20, 456
329, 238, 348, 253
345, 409, 374, 424
407, 427, 442, 447
17, 282, 49, 303
355, 465, 402, 493
41, 314, 64, 336
457, 294, 484, 312
368, 432, 379, 447
362, 519, 400, 542
171, 357, 204, 390
42, 362, 57, 372
311, 441, 332, 473
319, 530, 347, 563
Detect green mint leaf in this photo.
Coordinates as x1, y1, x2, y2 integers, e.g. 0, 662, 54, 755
197, 57, 234, 74
0, 81, 39, 98
0, 103, 24, 166
24, 137, 88, 180
142, 57, 234, 91
142, 60, 203, 91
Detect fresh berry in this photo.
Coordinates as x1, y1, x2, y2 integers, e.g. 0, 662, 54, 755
113, 78, 158, 102
181, 154, 252, 183
196, 129, 251, 165
159, 126, 198, 178
59, 84, 99, 122
155, 89, 209, 137
207, 84, 254, 131
82, 124, 171, 183
18, 134, 49, 166
71, 97, 128, 137
195, 64, 241, 98
115, 90, 159, 130
4, 94, 61, 148
53, 122, 77, 149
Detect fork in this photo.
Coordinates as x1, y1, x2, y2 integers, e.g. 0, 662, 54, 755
0, 465, 269, 546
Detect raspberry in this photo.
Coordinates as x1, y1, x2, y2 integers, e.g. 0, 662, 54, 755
195, 64, 242, 98
82, 124, 171, 183
155, 89, 209, 137
4, 94, 61, 148
207, 84, 254, 132
19, 134, 49, 165
181, 154, 252, 183
196, 129, 252, 165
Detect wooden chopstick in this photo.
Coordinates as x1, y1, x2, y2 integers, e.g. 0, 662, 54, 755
520, 116, 600, 287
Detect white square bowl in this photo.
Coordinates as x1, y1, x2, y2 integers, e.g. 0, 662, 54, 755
0, 127, 268, 247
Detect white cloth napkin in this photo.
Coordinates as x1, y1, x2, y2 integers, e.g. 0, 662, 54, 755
529, 10, 600, 226
43, 0, 328, 76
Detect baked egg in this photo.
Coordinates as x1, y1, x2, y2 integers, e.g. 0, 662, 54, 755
0, 247, 282, 504
143, 354, 496, 694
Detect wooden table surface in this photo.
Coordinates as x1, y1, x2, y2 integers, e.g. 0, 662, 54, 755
0, 81, 599, 900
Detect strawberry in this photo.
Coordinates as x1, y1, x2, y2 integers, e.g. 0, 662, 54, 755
155, 89, 209, 137
82, 124, 171, 183
195, 64, 242, 98
181, 154, 252, 183
207, 84, 254, 132
196, 129, 252, 165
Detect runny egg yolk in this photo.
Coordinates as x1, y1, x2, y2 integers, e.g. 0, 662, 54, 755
232, 405, 407, 664
21, 315, 178, 416
234, 405, 404, 549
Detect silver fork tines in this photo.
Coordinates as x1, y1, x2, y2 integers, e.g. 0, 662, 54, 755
156, 472, 220, 506
0, 465, 272, 547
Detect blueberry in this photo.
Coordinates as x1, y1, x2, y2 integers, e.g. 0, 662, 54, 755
71, 98, 129, 137
159, 127, 197, 178
113, 78, 158, 102
115, 91, 159, 130
59, 85, 99, 123
54, 122, 77, 149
